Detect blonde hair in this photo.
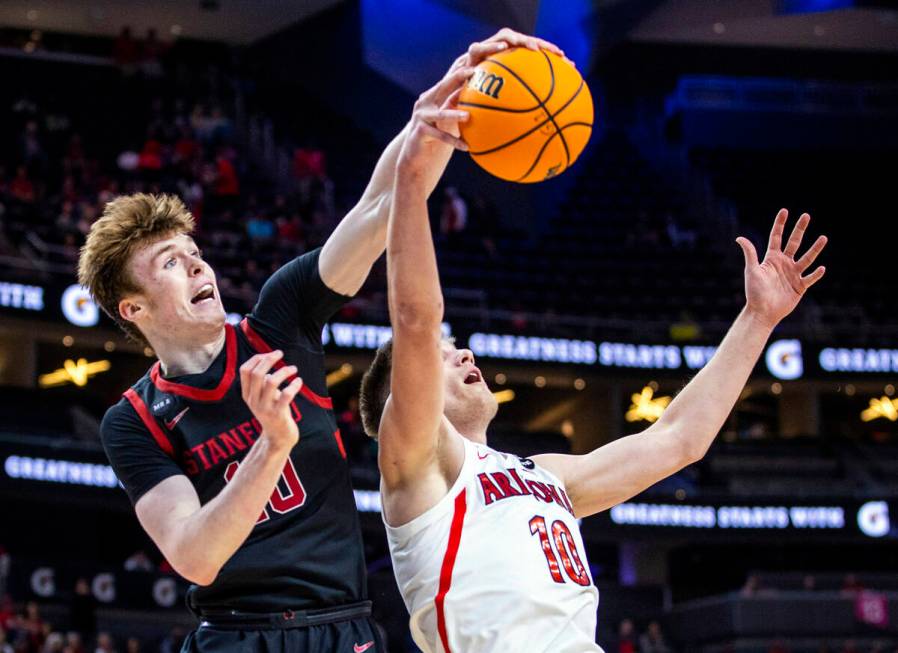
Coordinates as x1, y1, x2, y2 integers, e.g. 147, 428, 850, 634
78, 193, 195, 344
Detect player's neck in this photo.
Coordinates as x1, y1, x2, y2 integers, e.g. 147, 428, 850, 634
460, 429, 488, 445
153, 327, 227, 377
451, 419, 489, 445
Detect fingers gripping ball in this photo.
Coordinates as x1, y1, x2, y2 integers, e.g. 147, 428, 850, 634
458, 47, 593, 183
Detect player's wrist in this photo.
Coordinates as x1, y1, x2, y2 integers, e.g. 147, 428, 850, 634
738, 305, 779, 335
259, 425, 299, 455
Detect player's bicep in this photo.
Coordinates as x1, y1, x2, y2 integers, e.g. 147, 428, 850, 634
135, 475, 201, 559
534, 424, 690, 518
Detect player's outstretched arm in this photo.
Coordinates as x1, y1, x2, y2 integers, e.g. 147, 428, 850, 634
377, 69, 476, 491
535, 210, 828, 518
135, 351, 302, 585
318, 29, 564, 297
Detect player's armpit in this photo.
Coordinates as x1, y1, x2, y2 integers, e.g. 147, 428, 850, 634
377, 393, 444, 488
532, 423, 696, 519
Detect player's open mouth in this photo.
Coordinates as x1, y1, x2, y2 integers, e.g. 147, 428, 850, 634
464, 369, 482, 385
191, 284, 215, 304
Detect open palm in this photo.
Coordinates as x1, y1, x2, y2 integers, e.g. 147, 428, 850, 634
736, 209, 828, 328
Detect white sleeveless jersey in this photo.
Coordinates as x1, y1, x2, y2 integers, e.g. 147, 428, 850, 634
385, 437, 601, 653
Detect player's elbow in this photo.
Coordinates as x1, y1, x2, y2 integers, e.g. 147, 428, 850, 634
676, 431, 711, 466
165, 542, 221, 586
176, 559, 220, 587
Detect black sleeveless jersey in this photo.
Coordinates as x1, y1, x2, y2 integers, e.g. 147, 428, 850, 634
100, 248, 366, 613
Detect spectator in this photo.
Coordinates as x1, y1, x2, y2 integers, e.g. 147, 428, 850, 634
246, 214, 275, 244
123, 550, 153, 573
124, 639, 139, 653
740, 573, 761, 597
172, 127, 199, 167
137, 137, 163, 173
841, 573, 864, 596
43, 633, 64, 653
9, 166, 35, 204
213, 150, 240, 206
64, 632, 84, 653
440, 186, 467, 238
803, 574, 816, 591
139, 28, 165, 78
94, 633, 115, 653
276, 214, 304, 246
157, 628, 185, 653
21, 121, 46, 173
20, 602, 46, 653
639, 621, 671, 653
0, 626, 11, 653
112, 27, 139, 75
0, 547, 8, 596
292, 146, 327, 181
665, 212, 696, 249
69, 579, 95, 640
0, 595, 14, 631
617, 619, 637, 653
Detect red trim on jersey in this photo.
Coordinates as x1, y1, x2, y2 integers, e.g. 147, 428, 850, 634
435, 489, 467, 653
123, 389, 175, 458
333, 429, 347, 459
239, 318, 334, 409
149, 324, 237, 402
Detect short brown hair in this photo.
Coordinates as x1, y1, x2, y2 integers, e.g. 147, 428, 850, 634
78, 193, 195, 345
359, 339, 393, 439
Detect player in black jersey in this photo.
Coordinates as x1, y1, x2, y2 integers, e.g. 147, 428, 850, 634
77, 27, 559, 653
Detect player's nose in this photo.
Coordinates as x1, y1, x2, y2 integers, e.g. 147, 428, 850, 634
457, 348, 475, 366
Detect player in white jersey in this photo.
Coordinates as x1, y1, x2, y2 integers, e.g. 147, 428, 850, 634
359, 32, 829, 651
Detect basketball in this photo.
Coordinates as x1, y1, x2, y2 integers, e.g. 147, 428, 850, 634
458, 47, 594, 183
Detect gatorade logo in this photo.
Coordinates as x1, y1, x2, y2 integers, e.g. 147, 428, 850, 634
857, 501, 890, 538
61, 284, 99, 327
766, 339, 803, 380
469, 70, 504, 100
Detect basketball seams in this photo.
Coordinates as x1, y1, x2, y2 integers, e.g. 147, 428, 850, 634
458, 50, 552, 114
481, 57, 552, 118
483, 55, 567, 167
515, 122, 593, 183
457, 100, 540, 114
468, 78, 586, 157
542, 51, 571, 168
461, 49, 593, 181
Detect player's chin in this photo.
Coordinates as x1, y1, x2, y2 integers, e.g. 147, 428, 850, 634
193, 302, 227, 325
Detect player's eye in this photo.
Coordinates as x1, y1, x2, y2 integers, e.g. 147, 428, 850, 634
191, 249, 203, 258
164, 257, 176, 269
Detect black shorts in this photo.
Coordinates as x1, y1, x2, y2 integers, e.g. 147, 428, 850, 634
181, 601, 386, 653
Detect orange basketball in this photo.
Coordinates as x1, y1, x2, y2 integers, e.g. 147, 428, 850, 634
458, 47, 593, 183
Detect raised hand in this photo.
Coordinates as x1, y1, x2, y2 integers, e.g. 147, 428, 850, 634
448, 27, 565, 75
400, 66, 475, 173
434, 29, 566, 138
239, 350, 303, 450
736, 209, 828, 329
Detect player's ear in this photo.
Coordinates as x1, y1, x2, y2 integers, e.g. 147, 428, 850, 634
118, 296, 144, 324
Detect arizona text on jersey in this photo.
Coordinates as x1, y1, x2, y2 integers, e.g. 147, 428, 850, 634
386, 438, 602, 653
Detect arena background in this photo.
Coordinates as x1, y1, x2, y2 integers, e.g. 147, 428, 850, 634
1, 0, 897, 651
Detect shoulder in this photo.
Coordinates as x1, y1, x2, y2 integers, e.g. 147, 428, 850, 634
261, 248, 323, 291
100, 398, 144, 442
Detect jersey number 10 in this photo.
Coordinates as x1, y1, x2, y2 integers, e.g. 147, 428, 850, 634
529, 515, 590, 586
224, 458, 307, 524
